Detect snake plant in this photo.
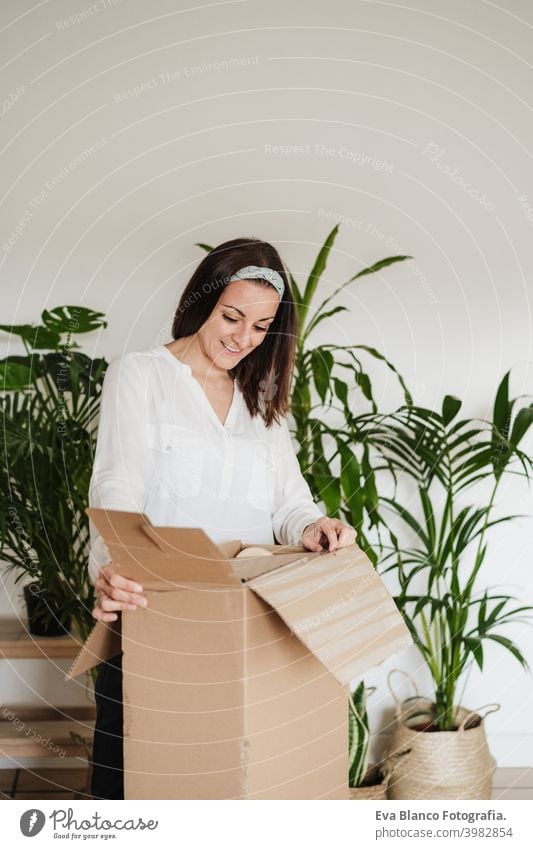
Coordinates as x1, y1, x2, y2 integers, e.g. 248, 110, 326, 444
348, 681, 376, 787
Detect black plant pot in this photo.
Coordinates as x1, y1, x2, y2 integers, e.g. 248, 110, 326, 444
23, 582, 72, 637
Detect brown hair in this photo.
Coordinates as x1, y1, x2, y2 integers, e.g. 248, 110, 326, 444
171, 237, 297, 428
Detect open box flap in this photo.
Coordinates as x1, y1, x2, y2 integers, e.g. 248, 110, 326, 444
65, 618, 121, 679
247, 543, 413, 688
86, 507, 153, 548
231, 549, 323, 582
86, 509, 310, 587
86, 508, 241, 586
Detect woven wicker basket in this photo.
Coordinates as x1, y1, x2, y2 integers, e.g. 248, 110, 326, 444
348, 764, 388, 800
383, 670, 500, 800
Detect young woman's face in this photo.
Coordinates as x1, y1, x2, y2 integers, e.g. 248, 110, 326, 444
201, 279, 280, 368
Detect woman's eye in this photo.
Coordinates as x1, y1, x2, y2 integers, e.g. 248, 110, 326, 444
223, 315, 268, 332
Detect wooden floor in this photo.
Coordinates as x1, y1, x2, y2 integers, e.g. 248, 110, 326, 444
492, 768, 533, 801
0, 766, 92, 799
0, 767, 531, 800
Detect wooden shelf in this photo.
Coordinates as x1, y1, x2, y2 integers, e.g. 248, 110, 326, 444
0, 618, 83, 659
1, 705, 96, 722
0, 621, 95, 769
0, 714, 95, 759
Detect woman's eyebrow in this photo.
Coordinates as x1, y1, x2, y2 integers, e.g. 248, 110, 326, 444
221, 302, 276, 321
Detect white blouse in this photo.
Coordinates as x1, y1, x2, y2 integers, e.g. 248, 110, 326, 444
87, 344, 324, 585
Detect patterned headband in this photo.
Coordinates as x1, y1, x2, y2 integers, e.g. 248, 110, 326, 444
228, 265, 285, 300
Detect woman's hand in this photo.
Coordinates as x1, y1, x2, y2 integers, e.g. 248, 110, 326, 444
301, 517, 357, 553
92, 562, 148, 623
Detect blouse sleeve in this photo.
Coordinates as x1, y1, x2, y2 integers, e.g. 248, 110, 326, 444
270, 415, 324, 546
87, 353, 151, 586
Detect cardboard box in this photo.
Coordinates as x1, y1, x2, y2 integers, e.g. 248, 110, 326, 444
67, 508, 412, 799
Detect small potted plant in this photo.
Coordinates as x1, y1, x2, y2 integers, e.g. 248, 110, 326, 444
348, 681, 390, 799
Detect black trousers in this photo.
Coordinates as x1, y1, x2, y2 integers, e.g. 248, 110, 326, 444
90, 652, 124, 800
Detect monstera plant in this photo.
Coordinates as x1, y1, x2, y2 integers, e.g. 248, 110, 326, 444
0, 306, 107, 640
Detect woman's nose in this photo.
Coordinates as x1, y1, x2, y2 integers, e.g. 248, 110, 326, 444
231, 329, 254, 347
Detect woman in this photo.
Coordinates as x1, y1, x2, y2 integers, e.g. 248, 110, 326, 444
88, 236, 356, 799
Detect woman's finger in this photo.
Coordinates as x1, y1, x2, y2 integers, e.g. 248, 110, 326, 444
302, 522, 324, 551
100, 583, 147, 607
325, 529, 339, 551
91, 596, 142, 621
98, 566, 146, 605
337, 527, 357, 547
100, 564, 144, 595
99, 595, 140, 613
92, 606, 119, 623
302, 518, 357, 552
315, 517, 339, 551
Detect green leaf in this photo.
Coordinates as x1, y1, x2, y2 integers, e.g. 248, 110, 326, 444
333, 377, 348, 407
361, 445, 379, 521
310, 348, 334, 404
493, 371, 511, 436
348, 254, 413, 283
353, 345, 413, 406
419, 486, 436, 550
304, 305, 348, 340
413, 597, 428, 618
314, 474, 341, 515
464, 637, 484, 671
40, 306, 107, 335
289, 273, 306, 336
301, 225, 339, 325
442, 395, 462, 425
348, 681, 370, 787
381, 496, 431, 549
338, 441, 364, 526
311, 254, 412, 333
485, 599, 509, 628
484, 634, 530, 670
0, 359, 33, 390
70, 355, 80, 410
354, 370, 374, 405
195, 242, 213, 253
0, 324, 61, 350
509, 405, 533, 448
288, 272, 302, 302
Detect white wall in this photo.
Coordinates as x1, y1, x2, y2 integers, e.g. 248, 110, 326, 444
1, 0, 532, 766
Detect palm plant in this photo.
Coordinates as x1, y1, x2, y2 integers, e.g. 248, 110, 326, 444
376, 374, 533, 730
288, 225, 415, 564
0, 306, 107, 641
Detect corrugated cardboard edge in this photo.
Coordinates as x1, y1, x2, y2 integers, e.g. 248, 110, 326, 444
65, 617, 121, 680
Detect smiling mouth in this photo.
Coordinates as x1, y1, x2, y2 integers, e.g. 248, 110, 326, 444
221, 341, 241, 354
